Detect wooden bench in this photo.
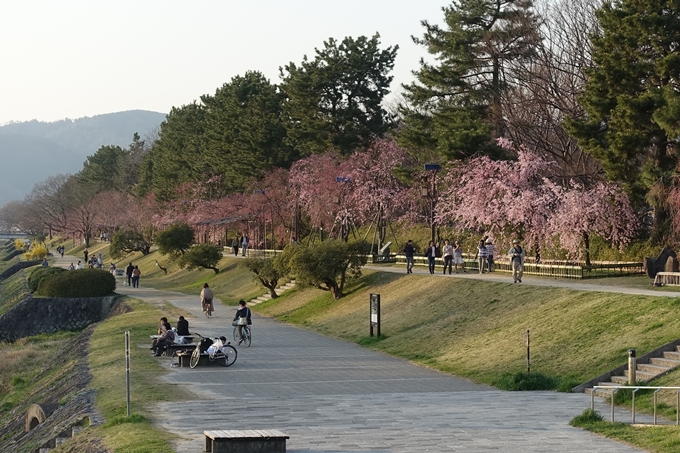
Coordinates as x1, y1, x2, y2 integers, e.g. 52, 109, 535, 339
204, 429, 288, 453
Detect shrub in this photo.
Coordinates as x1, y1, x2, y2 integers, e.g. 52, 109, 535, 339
27, 266, 66, 292
36, 268, 116, 297
156, 222, 194, 258
569, 408, 604, 427
24, 242, 48, 260
492, 372, 557, 391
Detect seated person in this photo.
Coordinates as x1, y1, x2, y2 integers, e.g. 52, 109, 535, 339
176, 316, 190, 336
109, 262, 116, 273
151, 328, 176, 356
157, 317, 171, 335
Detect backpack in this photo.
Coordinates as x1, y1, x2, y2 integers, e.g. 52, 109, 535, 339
199, 338, 214, 353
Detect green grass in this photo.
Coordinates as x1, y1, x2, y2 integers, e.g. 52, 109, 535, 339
85, 297, 193, 452
255, 270, 680, 387
0, 271, 32, 316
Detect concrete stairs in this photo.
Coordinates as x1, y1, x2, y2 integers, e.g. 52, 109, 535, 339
247, 280, 296, 307
582, 345, 680, 397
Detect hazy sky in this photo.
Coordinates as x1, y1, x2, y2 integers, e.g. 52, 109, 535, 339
0, 0, 446, 125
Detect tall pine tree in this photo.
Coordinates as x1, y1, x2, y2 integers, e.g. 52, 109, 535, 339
280, 34, 398, 156
568, 0, 680, 241
400, 0, 540, 160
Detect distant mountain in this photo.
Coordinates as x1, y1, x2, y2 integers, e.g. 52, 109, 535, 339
0, 110, 166, 207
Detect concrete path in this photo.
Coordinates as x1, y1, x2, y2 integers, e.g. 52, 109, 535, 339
366, 264, 680, 298
52, 253, 650, 452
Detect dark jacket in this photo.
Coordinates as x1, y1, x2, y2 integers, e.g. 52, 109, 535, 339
176, 319, 190, 336
404, 243, 415, 258
234, 306, 252, 325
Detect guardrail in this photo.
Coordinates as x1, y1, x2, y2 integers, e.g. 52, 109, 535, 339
591, 386, 680, 425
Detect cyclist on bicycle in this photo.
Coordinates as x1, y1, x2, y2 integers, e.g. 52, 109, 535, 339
233, 300, 252, 344
200, 283, 214, 316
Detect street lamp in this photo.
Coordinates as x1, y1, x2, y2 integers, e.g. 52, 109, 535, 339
423, 164, 441, 244
335, 176, 352, 242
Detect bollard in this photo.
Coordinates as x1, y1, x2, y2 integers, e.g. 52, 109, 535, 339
628, 349, 636, 385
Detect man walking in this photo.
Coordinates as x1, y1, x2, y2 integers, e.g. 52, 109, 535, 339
404, 240, 415, 274
125, 262, 134, 286
508, 239, 525, 283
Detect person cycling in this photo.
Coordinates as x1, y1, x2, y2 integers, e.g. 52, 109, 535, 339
233, 300, 252, 344
200, 283, 214, 317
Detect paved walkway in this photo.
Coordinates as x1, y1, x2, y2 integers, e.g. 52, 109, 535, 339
366, 264, 680, 298
53, 253, 650, 452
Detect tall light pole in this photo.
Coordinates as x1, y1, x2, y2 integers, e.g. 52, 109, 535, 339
335, 176, 352, 242
423, 164, 441, 244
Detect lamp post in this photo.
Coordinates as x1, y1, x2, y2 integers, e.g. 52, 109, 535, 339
423, 164, 441, 244
335, 176, 352, 242
254, 190, 266, 250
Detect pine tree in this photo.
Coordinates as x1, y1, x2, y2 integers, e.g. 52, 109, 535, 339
400, 0, 540, 160
568, 0, 680, 241
280, 34, 398, 156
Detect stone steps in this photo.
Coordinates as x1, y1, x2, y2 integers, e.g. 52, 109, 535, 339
586, 346, 680, 397
247, 280, 296, 307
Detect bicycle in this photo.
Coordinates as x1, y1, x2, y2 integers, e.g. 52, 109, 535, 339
202, 300, 213, 318
189, 332, 237, 369
232, 323, 251, 347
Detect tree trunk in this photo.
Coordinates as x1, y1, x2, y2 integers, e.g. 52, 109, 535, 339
583, 232, 591, 266
208, 266, 220, 274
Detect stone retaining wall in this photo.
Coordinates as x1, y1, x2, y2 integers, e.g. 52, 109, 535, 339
0, 295, 118, 342
0, 260, 40, 280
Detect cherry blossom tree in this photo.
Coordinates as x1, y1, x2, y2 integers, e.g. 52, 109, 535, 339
548, 181, 637, 264
289, 153, 349, 241
437, 138, 637, 261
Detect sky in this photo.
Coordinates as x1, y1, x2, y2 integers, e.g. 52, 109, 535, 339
0, 0, 446, 125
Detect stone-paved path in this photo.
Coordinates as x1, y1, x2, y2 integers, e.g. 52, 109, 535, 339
53, 253, 649, 452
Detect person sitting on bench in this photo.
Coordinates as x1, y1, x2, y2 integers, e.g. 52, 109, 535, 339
176, 316, 190, 336
152, 329, 175, 356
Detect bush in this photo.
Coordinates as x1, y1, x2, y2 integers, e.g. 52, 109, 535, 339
27, 266, 66, 292
492, 372, 557, 391
569, 408, 604, 427
36, 268, 116, 297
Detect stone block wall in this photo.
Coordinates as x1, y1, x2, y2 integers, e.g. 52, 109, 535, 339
0, 295, 118, 342
0, 260, 40, 280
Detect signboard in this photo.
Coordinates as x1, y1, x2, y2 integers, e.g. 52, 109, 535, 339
370, 293, 380, 337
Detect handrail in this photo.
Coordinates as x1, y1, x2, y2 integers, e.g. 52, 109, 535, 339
591, 385, 680, 425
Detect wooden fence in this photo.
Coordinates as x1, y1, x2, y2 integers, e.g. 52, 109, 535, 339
394, 254, 643, 279
239, 248, 643, 280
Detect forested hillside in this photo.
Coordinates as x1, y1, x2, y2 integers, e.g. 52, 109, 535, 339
0, 110, 165, 207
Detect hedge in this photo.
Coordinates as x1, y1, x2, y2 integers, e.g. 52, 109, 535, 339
27, 266, 66, 292
36, 268, 116, 297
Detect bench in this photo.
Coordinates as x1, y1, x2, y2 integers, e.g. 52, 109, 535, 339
176, 350, 224, 367
204, 429, 288, 453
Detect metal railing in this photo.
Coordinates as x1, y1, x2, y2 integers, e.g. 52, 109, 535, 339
591, 386, 680, 425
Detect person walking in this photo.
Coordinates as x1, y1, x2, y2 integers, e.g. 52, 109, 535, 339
131, 266, 141, 288
125, 262, 134, 286
232, 236, 239, 256
485, 238, 495, 272
508, 239, 526, 283
442, 239, 454, 274
403, 239, 415, 274
425, 240, 438, 275
475, 239, 488, 274
453, 241, 466, 273
241, 235, 248, 256
83, 249, 88, 263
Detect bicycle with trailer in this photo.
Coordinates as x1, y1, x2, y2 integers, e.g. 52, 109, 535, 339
189, 332, 237, 368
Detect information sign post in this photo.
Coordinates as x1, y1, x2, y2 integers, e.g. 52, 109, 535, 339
370, 293, 380, 337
